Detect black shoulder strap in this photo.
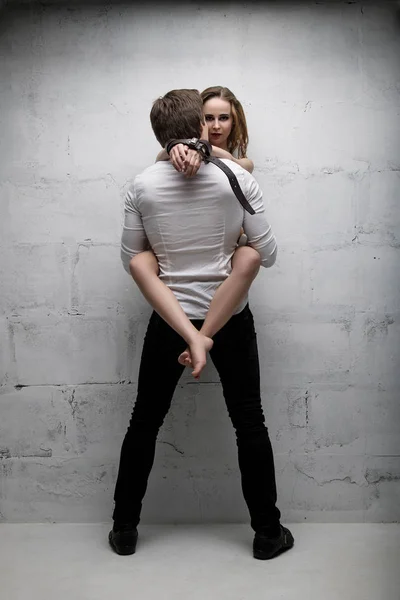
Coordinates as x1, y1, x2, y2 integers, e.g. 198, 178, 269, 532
165, 138, 255, 215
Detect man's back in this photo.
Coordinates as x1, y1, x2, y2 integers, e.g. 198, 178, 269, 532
121, 159, 277, 319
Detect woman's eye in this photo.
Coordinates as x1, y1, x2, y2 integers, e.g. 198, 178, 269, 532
220, 116, 229, 121
205, 116, 214, 121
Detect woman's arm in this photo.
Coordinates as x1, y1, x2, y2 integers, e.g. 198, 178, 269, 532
157, 142, 254, 176
210, 146, 254, 173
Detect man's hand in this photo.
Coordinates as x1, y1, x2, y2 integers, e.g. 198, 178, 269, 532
169, 144, 202, 178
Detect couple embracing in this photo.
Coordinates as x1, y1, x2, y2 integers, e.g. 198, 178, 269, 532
109, 86, 294, 561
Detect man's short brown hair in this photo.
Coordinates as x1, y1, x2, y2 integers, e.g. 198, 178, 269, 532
150, 89, 204, 147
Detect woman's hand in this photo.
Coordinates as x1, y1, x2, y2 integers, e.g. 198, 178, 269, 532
169, 144, 202, 178
183, 149, 202, 178
169, 143, 189, 172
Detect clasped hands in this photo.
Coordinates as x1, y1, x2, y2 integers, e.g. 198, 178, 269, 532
168, 143, 203, 178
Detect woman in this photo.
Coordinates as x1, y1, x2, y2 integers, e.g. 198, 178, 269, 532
161, 86, 254, 176
128, 87, 261, 378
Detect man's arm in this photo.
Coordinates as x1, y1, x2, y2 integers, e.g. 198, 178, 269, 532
242, 173, 277, 268
120, 183, 150, 273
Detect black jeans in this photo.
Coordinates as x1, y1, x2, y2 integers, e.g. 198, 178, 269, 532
113, 304, 281, 533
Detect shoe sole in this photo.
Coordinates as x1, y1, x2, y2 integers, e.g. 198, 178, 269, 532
253, 529, 294, 560
108, 531, 137, 556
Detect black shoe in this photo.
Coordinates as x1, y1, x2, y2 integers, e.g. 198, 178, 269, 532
253, 525, 294, 560
108, 523, 138, 556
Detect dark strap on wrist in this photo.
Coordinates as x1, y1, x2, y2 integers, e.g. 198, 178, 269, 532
166, 138, 212, 159
165, 138, 255, 215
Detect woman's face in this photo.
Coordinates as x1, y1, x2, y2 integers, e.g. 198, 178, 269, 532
203, 97, 233, 150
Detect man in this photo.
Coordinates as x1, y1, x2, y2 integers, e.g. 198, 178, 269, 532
109, 89, 294, 560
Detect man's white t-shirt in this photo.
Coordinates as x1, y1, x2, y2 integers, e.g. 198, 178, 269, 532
121, 159, 277, 320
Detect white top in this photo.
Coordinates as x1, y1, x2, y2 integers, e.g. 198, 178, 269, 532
121, 159, 277, 319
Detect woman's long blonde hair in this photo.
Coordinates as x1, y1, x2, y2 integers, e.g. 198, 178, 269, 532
201, 86, 249, 159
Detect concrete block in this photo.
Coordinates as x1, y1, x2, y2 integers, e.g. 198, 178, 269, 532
0, 318, 15, 388
310, 245, 400, 312
252, 102, 400, 173
0, 180, 123, 245
0, 457, 116, 522
0, 38, 137, 185
258, 385, 308, 456
352, 312, 399, 388
265, 383, 400, 457
363, 390, 400, 456
256, 319, 351, 384
364, 456, 400, 522
0, 243, 70, 313
242, 4, 362, 109
263, 384, 364, 456
11, 314, 137, 385
0, 380, 135, 463
0, 386, 77, 460
71, 243, 146, 316
356, 4, 400, 106
251, 247, 312, 312
60, 384, 136, 457
356, 171, 400, 247
261, 171, 357, 248
275, 453, 370, 519
301, 386, 365, 456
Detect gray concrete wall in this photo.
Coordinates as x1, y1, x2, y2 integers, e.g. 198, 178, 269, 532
0, 0, 399, 523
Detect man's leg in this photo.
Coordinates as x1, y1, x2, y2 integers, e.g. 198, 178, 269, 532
112, 311, 187, 527
209, 305, 281, 534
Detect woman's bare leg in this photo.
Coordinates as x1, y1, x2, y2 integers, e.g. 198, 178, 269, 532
129, 251, 212, 379
178, 246, 261, 367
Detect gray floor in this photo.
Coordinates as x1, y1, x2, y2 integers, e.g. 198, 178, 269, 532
1, 523, 399, 600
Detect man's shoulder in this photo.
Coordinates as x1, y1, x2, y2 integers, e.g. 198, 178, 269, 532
129, 162, 172, 195
136, 161, 170, 180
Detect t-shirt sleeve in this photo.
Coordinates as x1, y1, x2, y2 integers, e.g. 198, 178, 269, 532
241, 172, 278, 268
120, 181, 149, 274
